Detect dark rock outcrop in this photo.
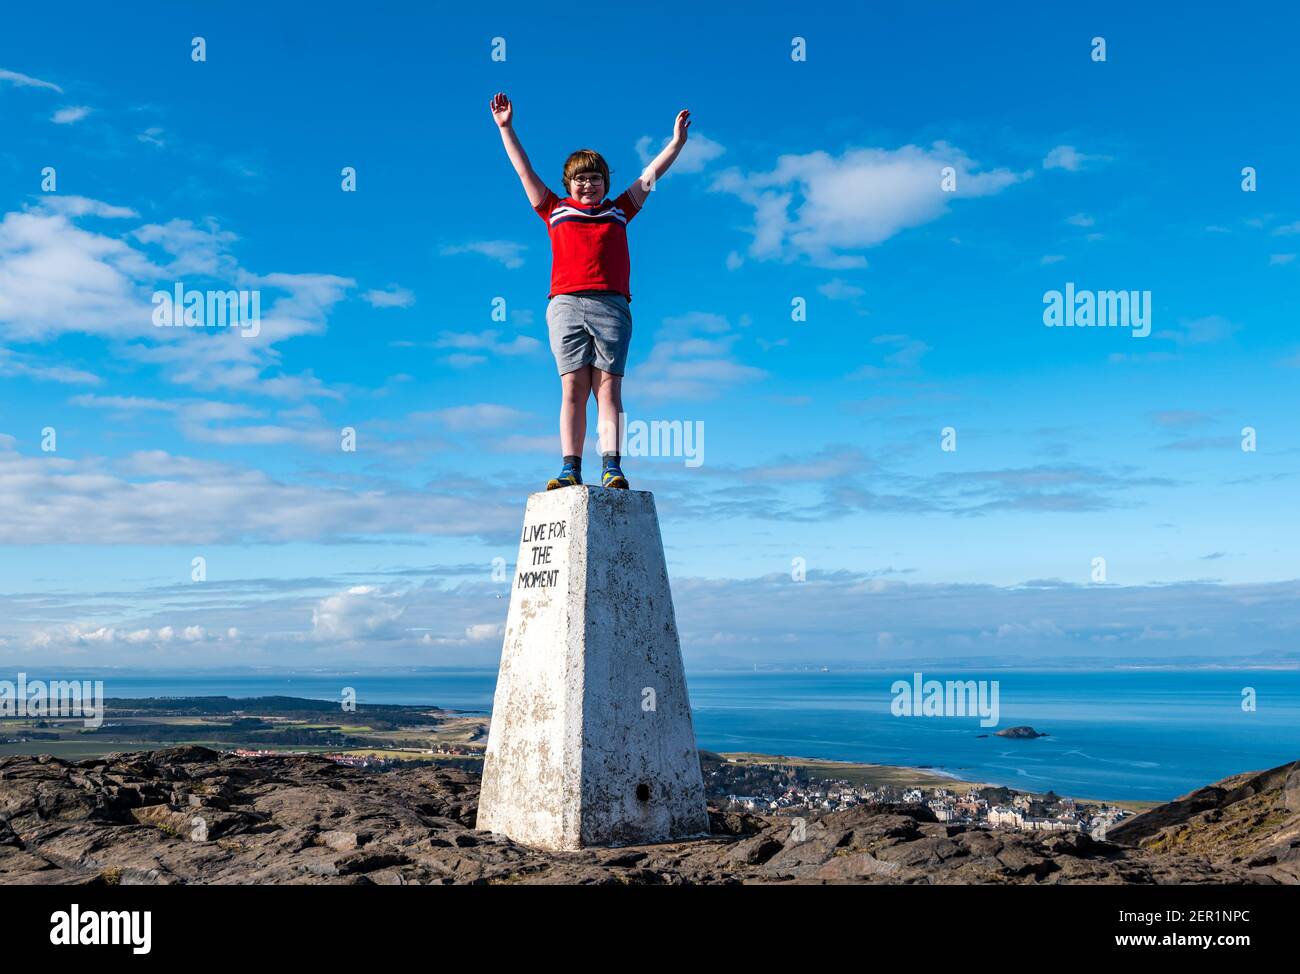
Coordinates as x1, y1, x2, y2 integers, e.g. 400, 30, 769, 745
1106, 759, 1300, 883
0, 746, 1293, 885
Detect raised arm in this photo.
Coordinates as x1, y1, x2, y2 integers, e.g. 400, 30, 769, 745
624, 109, 691, 209
490, 92, 550, 208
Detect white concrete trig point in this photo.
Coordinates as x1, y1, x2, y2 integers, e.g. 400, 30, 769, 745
476, 485, 710, 851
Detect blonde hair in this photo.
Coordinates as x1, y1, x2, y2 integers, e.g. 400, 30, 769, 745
562, 149, 610, 196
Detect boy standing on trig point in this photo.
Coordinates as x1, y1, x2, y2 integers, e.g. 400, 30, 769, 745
490, 91, 690, 490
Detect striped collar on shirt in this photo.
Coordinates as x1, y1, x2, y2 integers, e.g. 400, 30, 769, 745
550, 197, 630, 226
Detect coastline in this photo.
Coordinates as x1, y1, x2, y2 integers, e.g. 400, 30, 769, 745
10, 675, 1295, 807
712, 751, 1162, 811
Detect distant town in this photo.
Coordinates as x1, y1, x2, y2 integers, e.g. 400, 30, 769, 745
709, 758, 1132, 840
221, 746, 1133, 839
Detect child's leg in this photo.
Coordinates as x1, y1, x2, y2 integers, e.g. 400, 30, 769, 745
559, 365, 593, 456
591, 367, 622, 455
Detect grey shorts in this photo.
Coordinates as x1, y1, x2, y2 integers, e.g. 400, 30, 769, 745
546, 292, 632, 376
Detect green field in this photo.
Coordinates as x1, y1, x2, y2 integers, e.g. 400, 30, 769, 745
0, 697, 488, 764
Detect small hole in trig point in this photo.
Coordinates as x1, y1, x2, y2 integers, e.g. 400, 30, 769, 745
635, 783, 650, 802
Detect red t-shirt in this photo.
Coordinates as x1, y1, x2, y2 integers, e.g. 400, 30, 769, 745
534, 188, 641, 300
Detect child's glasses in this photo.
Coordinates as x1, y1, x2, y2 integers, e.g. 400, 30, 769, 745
571, 174, 605, 185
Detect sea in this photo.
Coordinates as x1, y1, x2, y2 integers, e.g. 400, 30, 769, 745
39, 667, 1300, 802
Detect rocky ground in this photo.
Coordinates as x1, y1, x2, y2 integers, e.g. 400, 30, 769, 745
1, 746, 1297, 885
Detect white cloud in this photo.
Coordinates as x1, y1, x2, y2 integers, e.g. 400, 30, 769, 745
0, 68, 62, 92
6, 560, 1298, 667
40, 197, 138, 219
133, 218, 238, 276
426, 403, 534, 431
26, 622, 225, 649
364, 286, 415, 308
1065, 212, 1095, 227
847, 333, 931, 378
0, 200, 355, 400
491, 433, 560, 454
440, 240, 526, 269
446, 353, 487, 369
69, 393, 175, 412
114, 450, 241, 479
0, 206, 159, 341
635, 132, 725, 175
52, 105, 91, 124
710, 143, 1028, 266
1158, 315, 1239, 346
0, 348, 100, 385
633, 312, 766, 400
239, 271, 354, 343
1043, 144, 1109, 171
0, 444, 517, 544
414, 329, 543, 366
817, 278, 865, 301
69, 394, 261, 423
180, 424, 338, 448
312, 586, 405, 640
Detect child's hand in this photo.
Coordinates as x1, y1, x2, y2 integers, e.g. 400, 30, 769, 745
490, 92, 514, 129
672, 109, 691, 145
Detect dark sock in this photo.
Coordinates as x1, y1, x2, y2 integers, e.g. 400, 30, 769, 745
563, 455, 581, 470
602, 453, 621, 468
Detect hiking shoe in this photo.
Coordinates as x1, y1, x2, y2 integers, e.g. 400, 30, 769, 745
546, 462, 582, 490
601, 462, 629, 489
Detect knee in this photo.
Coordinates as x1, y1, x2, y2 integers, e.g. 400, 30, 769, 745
561, 379, 591, 404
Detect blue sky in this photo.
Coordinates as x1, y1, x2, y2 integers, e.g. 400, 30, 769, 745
1, 0, 1298, 669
